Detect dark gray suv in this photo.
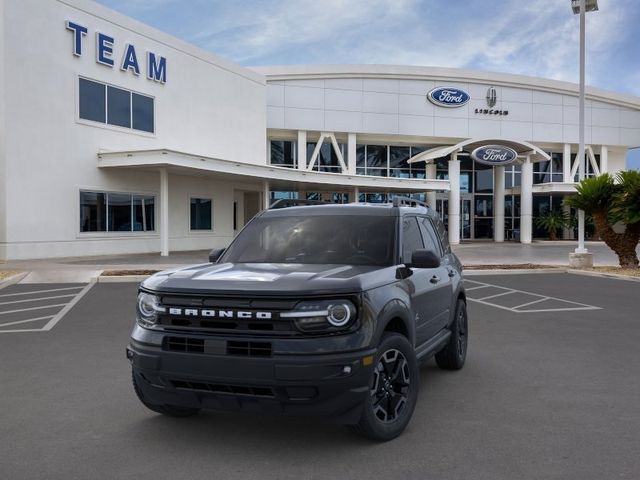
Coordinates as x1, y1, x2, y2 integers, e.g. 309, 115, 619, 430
127, 197, 467, 441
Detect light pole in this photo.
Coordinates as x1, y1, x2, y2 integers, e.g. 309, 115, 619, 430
570, 0, 597, 265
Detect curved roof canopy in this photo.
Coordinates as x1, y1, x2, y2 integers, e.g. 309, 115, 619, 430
407, 138, 551, 165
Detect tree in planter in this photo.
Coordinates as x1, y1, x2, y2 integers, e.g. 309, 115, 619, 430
564, 171, 640, 268
535, 210, 569, 241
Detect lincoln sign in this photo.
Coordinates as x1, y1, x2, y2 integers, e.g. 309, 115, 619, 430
471, 145, 518, 166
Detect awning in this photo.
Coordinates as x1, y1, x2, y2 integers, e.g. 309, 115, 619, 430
408, 138, 551, 164
97, 149, 451, 192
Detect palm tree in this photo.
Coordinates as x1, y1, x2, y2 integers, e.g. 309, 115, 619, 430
535, 210, 568, 241
565, 172, 640, 268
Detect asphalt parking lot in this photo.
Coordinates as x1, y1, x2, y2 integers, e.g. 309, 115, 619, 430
1, 273, 639, 480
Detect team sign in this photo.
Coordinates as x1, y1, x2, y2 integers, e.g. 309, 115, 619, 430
66, 21, 167, 84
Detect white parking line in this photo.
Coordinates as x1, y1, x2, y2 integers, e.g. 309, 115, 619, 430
0, 315, 54, 328
0, 293, 78, 306
0, 303, 68, 316
0, 286, 84, 298
464, 279, 601, 313
0, 281, 95, 333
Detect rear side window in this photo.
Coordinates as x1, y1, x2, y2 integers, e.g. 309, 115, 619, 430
431, 215, 451, 253
418, 217, 443, 257
402, 217, 424, 264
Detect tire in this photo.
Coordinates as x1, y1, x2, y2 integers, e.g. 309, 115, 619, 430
132, 370, 200, 418
352, 333, 419, 442
435, 298, 468, 370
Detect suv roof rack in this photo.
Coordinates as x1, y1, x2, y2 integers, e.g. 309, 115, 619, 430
269, 198, 330, 209
390, 195, 429, 209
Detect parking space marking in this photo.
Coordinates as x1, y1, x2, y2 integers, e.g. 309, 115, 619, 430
0, 293, 78, 306
463, 279, 602, 313
0, 286, 84, 298
0, 282, 95, 334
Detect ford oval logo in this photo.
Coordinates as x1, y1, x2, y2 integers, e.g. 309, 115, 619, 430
471, 145, 518, 166
427, 87, 470, 108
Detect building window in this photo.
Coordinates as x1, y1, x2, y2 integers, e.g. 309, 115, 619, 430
356, 145, 427, 177
78, 78, 154, 133
270, 141, 296, 168
80, 191, 155, 233
306, 142, 344, 172
190, 198, 212, 230
534, 153, 564, 184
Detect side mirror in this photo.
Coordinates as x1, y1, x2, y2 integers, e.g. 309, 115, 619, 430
409, 249, 441, 269
208, 248, 225, 263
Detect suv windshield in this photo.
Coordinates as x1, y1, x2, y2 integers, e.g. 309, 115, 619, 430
220, 215, 396, 266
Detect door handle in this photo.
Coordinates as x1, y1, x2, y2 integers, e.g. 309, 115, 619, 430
448, 269, 456, 278
430, 275, 440, 284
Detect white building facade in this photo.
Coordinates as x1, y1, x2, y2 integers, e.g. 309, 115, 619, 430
1, 0, 639, 260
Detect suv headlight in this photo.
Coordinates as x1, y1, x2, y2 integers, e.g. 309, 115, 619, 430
282, 299, 357, 333
136, 292, 165, 328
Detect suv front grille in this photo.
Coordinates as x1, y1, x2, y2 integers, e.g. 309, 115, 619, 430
164, 336, 204, 353
156, 295, 300, 336
227, 341, 272, 357
170, 380, 275, 398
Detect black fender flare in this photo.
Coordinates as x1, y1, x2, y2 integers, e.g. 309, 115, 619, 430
372, 298, 415, 347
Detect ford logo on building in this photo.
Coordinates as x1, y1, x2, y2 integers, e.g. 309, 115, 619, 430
471, 145, 518, 166
427, 87, 470, 108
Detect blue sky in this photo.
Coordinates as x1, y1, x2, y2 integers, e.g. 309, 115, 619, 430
96, 0, 640, 169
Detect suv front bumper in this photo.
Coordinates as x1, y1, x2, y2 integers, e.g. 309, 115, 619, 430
127, 337, 376, 424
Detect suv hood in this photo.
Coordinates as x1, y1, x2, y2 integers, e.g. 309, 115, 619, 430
142, 262, 396, 296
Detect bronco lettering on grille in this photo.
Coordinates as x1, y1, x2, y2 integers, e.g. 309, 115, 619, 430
167, 308, 272, 320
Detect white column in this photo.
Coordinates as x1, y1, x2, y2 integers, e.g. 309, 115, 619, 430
448, 154, 461, 245
600, 145, 608, 173
297, 131, 307, 170
563, 143, 572, 183
263, 181, 270, 210
493, 165, 505, 243
520, 157, 533, 244
160, 168, 169, 257
347, 133, 357, 175
425, 162, 437, 209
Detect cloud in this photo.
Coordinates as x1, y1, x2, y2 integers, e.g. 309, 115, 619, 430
95, 0, 640, 95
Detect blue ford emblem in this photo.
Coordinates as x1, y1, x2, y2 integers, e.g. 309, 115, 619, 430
427, 87, 470, 108
471, 145, 518, 166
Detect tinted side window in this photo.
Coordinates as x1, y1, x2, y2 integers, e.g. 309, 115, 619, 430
402, 217, 424, 264
432, 215, 451, 253
418, 217, 442, 256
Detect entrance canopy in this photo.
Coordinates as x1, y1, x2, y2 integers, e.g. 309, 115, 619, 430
407, 138, 551, 165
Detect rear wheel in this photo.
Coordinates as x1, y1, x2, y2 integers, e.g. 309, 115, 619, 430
132, 370, 200, 418
352, 333, 419, 441
435, 298, 468, 370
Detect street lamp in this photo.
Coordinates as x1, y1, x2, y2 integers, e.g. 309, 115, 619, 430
571, 0, 597, 262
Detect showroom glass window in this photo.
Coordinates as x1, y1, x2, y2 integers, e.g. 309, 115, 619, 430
78, 78, 154, 133
270, 141, 296, 168
80, 191, 155, 233
191, 198, 212, 230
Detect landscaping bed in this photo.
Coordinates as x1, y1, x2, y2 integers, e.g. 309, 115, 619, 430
101, 270, 161, 276
463, 264, 561, 270
0, 270, 20, 281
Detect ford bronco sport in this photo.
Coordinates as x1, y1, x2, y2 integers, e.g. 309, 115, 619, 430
127, 197, 468, 441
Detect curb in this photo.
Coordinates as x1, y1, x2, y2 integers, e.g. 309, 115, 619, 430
463, 268, 566, 276
95, 275, 149, 283
567, 269, 640, 282
0, 272, 29, 290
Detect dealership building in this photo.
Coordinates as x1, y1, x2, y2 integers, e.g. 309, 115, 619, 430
1, 0, 639, 260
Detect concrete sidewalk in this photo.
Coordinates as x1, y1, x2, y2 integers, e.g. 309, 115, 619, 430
1, 241, 638, 283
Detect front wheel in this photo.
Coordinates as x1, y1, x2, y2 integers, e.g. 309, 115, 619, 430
352, 333, 419, 441
435, 298, 468, 370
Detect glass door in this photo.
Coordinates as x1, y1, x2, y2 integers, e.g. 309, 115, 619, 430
461, 197, 472, 240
